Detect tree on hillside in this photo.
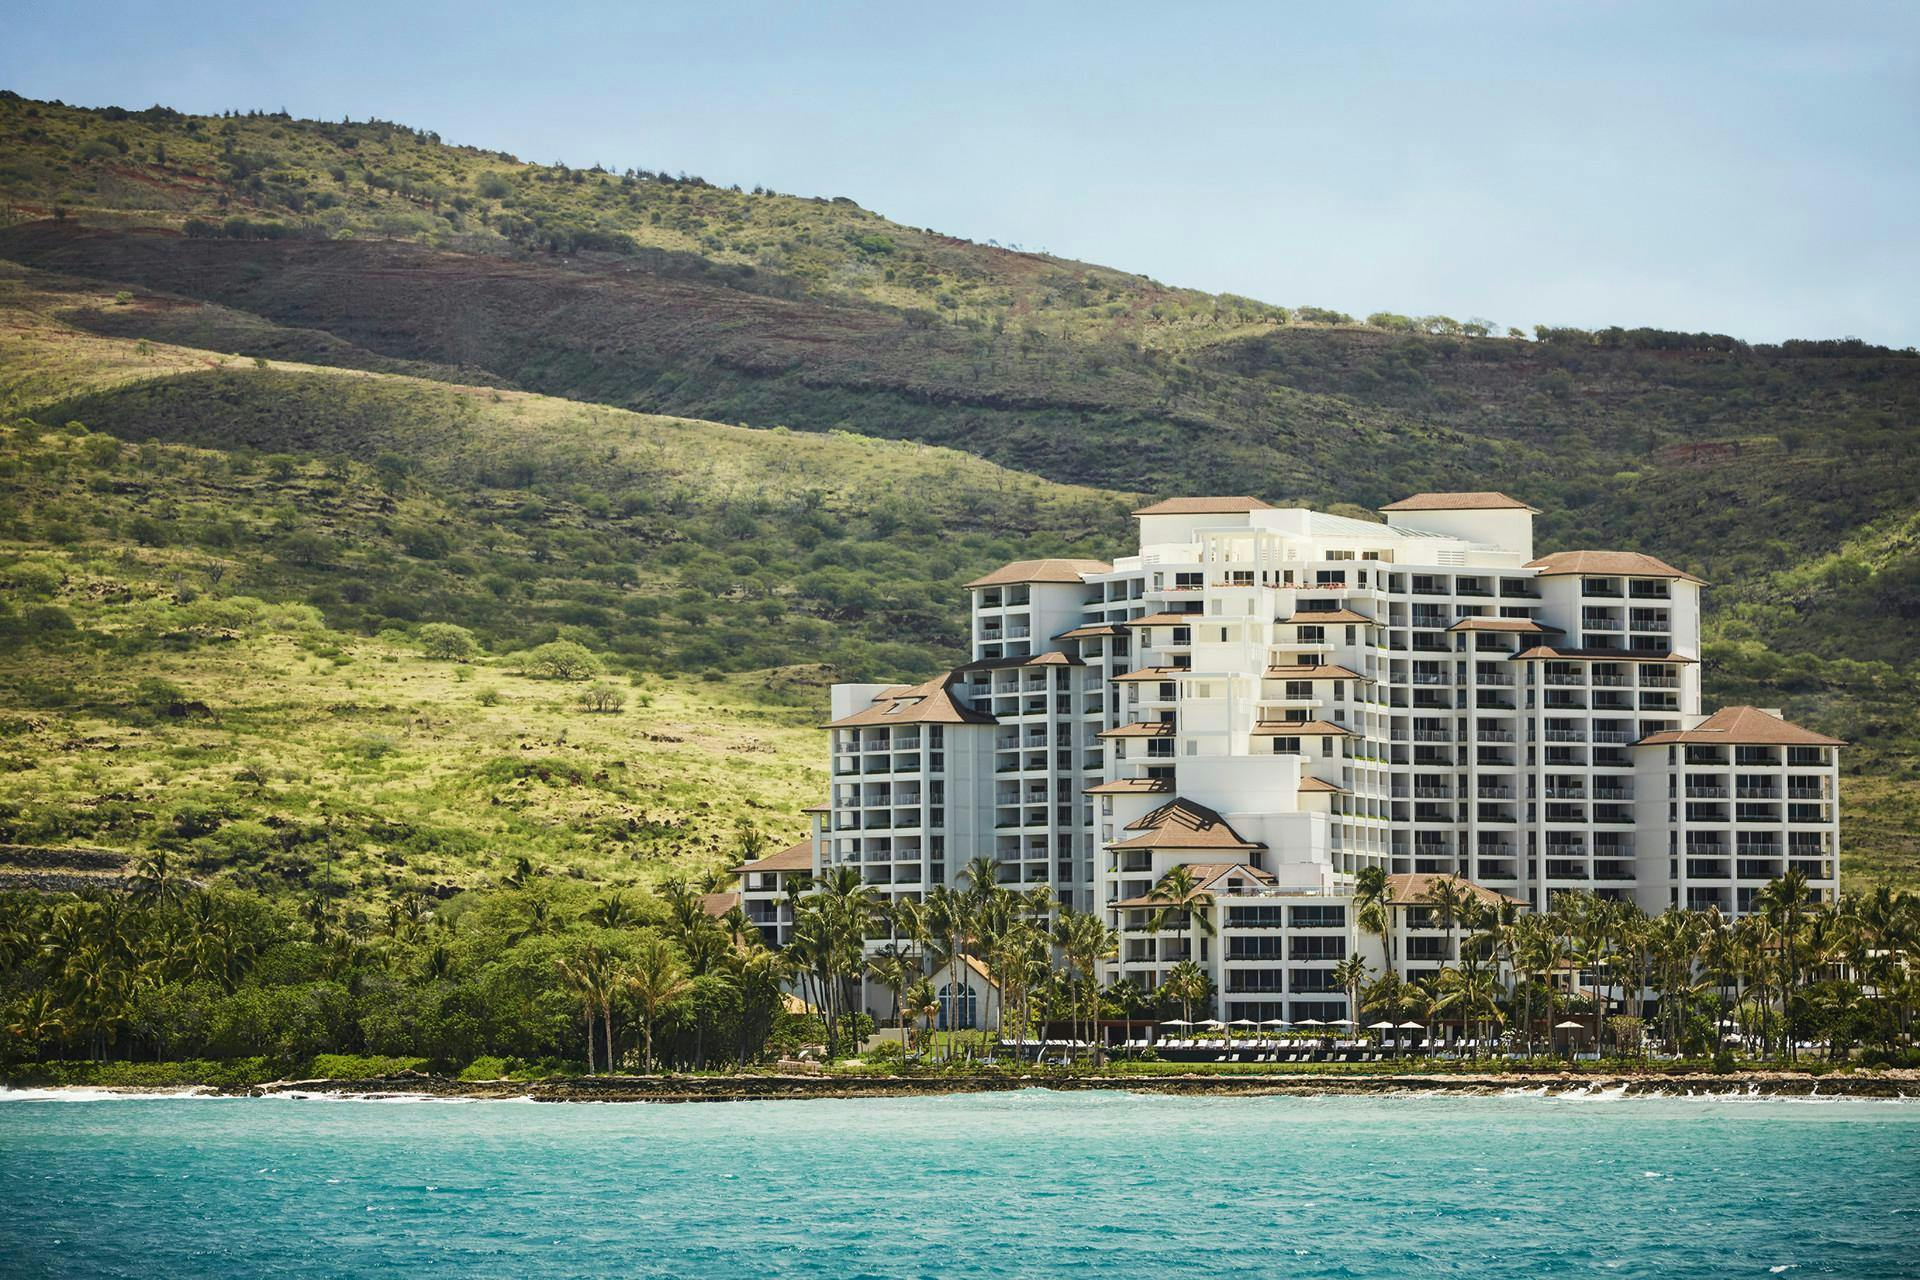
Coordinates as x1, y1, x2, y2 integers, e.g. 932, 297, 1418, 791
523, 640, 601, 680
418, 622, 478, 661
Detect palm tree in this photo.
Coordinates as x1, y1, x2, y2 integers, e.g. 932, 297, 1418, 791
1563, 893, 1619, 1054
626, 936, 691, 1072
1756, 869, 1812, 1061
7, 989, 65, 1061
1353, 865, 1395, 979
867, 943, 916, 1042
556, 946, 615, 1073
1418, 877, 1469, 969
1055, 908, 1118, 1058
588, 891, 639, 930
1512, 913, 1567, 1058
1146, 865, 1215, 973
1332, 953, 1372, 1029
130, 850, 191, 911
1161, 960, 1211, 1025
923, 885, 970, 1058
903, 976, 938, 1055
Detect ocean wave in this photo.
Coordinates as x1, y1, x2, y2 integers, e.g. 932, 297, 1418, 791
0, 1086, 228, 1102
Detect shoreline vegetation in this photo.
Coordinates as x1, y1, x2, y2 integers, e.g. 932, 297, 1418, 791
7, 1066, 1916, 1102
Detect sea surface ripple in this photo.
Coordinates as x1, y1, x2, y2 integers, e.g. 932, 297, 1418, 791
0, 1089, 1914, 1278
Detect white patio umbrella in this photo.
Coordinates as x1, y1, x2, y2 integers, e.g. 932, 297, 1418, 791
1295, 1018, 1326, 1028
1397, 1021, 1424, 1029
1260, 1018, 1291, 1028
1160, 1019, 1192, 1027
1329, 1018, 1357, 1029
1554, 1020, 1585, 1030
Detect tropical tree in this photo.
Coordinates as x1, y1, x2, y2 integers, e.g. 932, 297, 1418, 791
626, 935, 690, 1071
1331, 953, 1372, 1029
556, 945, 617, 1073
1353, 865, 1395, 979
1146, 865, 1215, 969
1161, 959, 1212, 1025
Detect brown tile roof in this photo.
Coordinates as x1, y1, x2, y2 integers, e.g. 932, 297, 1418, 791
701, 891, 741, 917
954, 651, 1082, 672
1635, 705, 1844, 747
1097, 721, 1176, 739
1380, 491, 1541, 513
1264, 663, 1365, 679
965, 558, 1110, 589
1448, 617, 1561, 633
1053, 623, 1127, 640
1110, 861, 1276, 906
1083, 777, 1175, 796
802, 803, 829, 814
1132, 496, 1274, 517
734, 839, 814, 875
1385, 872, 1526, 907
1122, 611, 1206, 626
823, 672, 996, 728
1524, 550, 1706, 585
1297, 777, 1348, 794
1510, 646, 1697, 664
1285, 608, 1375, 624
959, 954, 1002, 989
1251, 719, 1353, 737
1112, 799, 1264, 851
1111, 666, 1189, 684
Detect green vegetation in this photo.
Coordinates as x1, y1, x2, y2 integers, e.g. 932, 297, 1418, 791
0, 265, 1128, 682
0, 874, 821, 1074
4, 857, 1913, 1079
0, 94, 1293, 342
0, 88, 1914, 904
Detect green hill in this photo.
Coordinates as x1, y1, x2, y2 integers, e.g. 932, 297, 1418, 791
0, 271, 1128, 897
0, 90, 1915, 892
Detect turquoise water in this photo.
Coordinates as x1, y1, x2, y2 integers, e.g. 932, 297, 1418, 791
1, 1090, 1915, 1278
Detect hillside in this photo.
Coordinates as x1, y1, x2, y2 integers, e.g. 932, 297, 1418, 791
0, 271, 1135, 898
0, 91, 1915, 892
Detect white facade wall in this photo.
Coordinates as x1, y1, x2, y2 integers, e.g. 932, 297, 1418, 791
810, 497, 1842, 1023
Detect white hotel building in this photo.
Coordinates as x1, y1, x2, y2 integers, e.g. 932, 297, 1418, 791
737, 493, 1843, 1025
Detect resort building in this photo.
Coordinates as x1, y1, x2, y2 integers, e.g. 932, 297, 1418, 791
746, 493, 1843, 1023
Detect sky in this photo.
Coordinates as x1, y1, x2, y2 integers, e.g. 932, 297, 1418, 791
7, 1, 1917, 345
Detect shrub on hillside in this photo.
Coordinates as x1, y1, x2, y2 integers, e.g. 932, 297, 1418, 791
576, 681, 626, 713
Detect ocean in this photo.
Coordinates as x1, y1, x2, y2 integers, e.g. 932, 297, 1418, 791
0, 1089, 1914, 1278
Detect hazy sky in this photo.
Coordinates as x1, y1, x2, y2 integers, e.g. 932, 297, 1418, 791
8, 1, 1917, 344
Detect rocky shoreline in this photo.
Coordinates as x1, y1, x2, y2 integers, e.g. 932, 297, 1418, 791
140, 1067, 1918, 1102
